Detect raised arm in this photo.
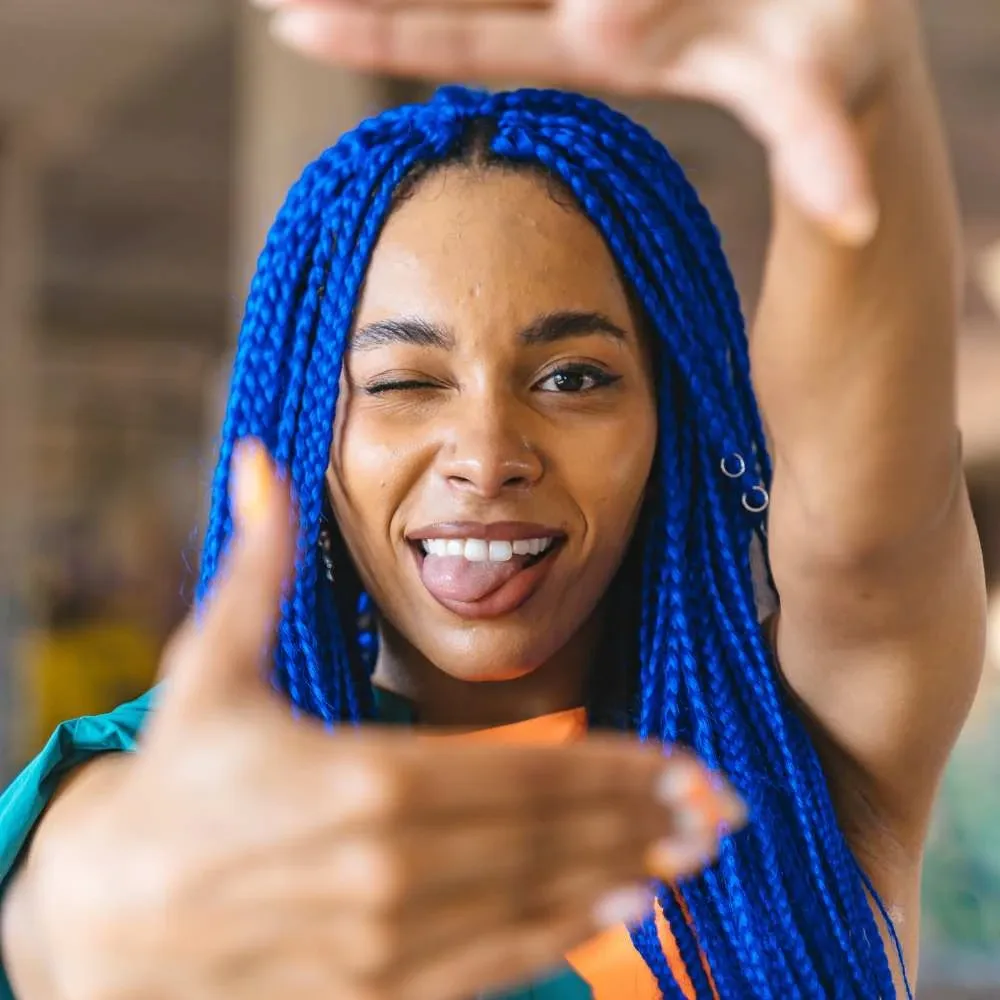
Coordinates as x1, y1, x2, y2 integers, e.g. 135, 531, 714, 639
754, 3, 986, 838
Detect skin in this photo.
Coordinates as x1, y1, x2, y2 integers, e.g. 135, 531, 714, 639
259, 0, 990, 985
1, 0, 988, 997
329, 168, 657, 726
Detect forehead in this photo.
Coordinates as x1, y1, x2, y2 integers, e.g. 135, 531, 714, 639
354, 168, 634, 331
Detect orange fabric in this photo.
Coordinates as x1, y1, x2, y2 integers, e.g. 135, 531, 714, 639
439, 708, 704, 999
566, 907, 696, 999
436, 707, 590, 744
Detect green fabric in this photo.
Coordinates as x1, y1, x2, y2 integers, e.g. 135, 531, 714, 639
482, 971, 594, 999
0, 689, 592, 999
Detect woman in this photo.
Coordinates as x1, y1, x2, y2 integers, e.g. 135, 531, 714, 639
0, 0, 986, 997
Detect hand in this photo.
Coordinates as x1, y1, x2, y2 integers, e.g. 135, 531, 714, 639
25, 441, 745, 1000
253, 0, 920, 243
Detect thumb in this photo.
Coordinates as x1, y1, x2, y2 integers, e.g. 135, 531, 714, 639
155, 439, 298, 721
664, 44, 878, 245
765, 83, 878, 245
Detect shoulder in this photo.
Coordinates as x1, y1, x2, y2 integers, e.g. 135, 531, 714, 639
1, 690, 158, 888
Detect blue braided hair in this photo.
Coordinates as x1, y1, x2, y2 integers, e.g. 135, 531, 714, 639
197, 86, 910, 999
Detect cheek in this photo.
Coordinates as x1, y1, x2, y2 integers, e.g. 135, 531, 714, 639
564, 401, 657, 543
330, 383, 416, 521
335, 427, 395, 509
327, 399, 406, 583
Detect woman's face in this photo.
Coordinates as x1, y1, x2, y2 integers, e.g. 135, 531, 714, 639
328, 168, 657, 683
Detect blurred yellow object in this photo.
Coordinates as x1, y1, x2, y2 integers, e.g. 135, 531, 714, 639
22, 619, 159, 757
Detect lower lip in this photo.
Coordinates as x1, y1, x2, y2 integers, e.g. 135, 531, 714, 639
411, 545, 562, 621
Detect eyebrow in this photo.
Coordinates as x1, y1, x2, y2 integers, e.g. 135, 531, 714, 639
350, 316, 453, 351
350, 310, 628, 352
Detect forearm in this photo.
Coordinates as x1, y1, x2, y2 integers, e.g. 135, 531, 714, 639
752, 7, 962, 557
1, 756, 131, 1000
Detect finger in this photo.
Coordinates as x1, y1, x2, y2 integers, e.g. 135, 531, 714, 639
232, 749, 743, 919
401, 736, 746, 819
391, 874, 657, 1000
769, 94, 877, 245
331, 866, 655, 988
277, 876, 650, 1000
245, 749, 744, 909
303, 802, 667, 910
268, 2, 609, 86
217, 832, 651, 984
254, 0, 551, 8
664, 41, 877, 243
304, 734, 746, 838
159, 439, 297, 714
557, 0, 706, 66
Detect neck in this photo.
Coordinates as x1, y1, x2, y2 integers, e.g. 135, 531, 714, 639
371, 615, 602, 728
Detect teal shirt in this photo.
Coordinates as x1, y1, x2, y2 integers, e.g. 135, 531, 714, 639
0, 692, 592, 1000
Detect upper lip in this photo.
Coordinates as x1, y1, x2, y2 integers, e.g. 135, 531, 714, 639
407, 521, 566, 542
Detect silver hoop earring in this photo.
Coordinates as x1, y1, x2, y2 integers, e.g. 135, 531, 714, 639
721, 453, 747, 479
741, 485, 770, 515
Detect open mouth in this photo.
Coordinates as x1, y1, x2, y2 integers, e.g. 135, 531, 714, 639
418, 535, 556, 567
407, 530, 565, 620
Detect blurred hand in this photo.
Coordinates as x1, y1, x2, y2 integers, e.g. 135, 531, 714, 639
253, 0, 920, 243
27, 441, 744, 1000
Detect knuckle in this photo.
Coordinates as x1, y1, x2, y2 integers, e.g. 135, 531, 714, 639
341, 981, 387, 1000
323, 752, 406, 828
561, 3, 636, 59
347, 836, 410, 910
352, 916, 404, 981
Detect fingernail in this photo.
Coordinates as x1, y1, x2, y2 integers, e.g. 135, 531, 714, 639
658, 765, 747, 826
592, 885, 654, 929
658, 764, 749, 845
829, 201, 880, 246
646, 839, 716, 879
231, 440, 273, 528
655, 759, 702, 806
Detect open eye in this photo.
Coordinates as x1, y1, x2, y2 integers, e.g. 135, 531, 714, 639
535, 364, 621, 393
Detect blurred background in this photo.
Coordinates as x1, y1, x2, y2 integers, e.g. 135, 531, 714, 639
0, 0, 997, 993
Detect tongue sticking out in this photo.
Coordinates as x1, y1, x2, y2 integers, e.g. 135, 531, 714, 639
420, 554, 530, 604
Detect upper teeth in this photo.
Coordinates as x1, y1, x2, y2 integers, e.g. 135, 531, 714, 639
420, 538, 554, 562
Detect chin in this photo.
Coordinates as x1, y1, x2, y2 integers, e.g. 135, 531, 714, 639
437, 660, 538, 684
415, 620, 582, 684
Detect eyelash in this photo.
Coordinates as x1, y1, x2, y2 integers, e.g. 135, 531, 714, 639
535, 363, 621, 394
363, 379, 438, 395
363, 364, 621, 396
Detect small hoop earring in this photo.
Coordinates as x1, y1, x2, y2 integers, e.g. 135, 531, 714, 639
742, 485, 770, 515
721, 453, 746, 479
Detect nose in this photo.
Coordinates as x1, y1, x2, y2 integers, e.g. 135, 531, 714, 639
436, 399, 543, 498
